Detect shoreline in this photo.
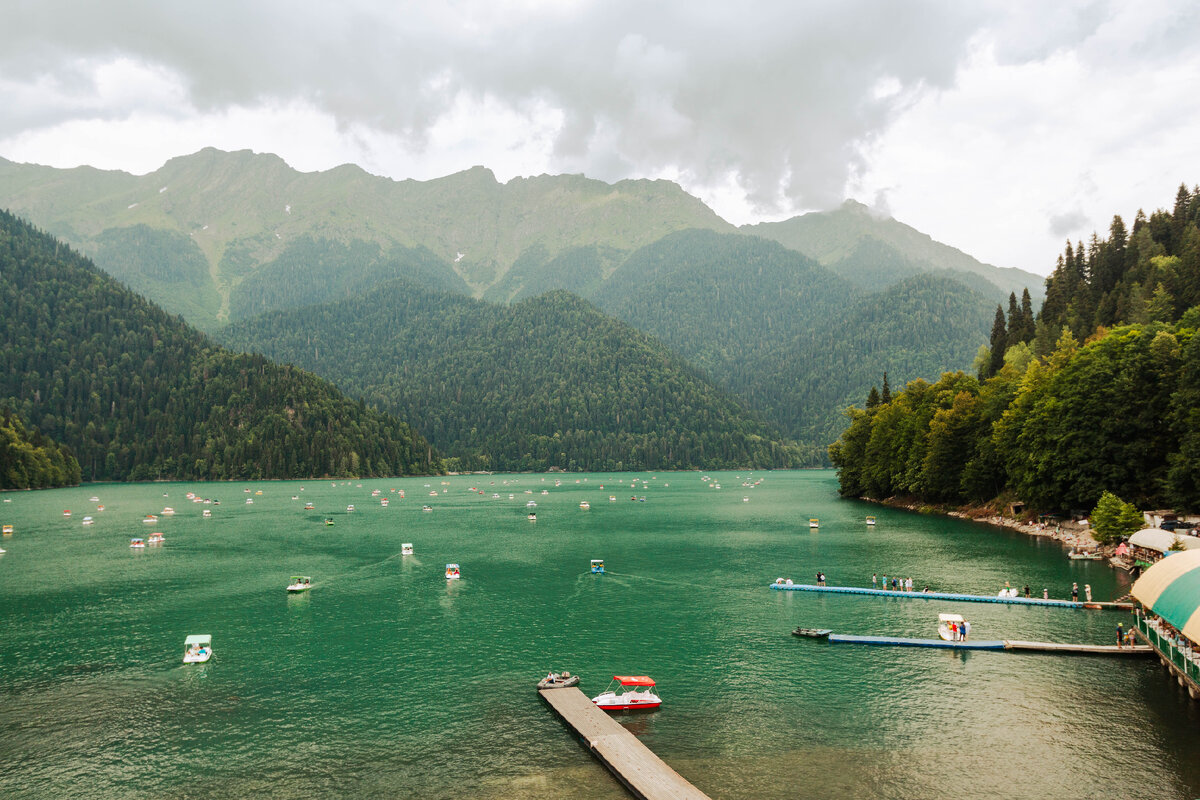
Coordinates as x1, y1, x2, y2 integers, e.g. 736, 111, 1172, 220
864, 496, 1103, 552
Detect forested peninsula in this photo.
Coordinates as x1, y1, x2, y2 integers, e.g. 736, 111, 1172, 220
0, 211, 438, 482
830, 184, 1200, 517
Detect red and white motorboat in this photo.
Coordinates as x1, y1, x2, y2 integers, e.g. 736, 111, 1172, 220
591, 676, 661, 712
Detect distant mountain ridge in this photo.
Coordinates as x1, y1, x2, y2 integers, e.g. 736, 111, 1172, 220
744, 200, 1043, 303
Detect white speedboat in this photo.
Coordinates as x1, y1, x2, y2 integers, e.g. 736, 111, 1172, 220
287, 576, 312, 592
591, 676, 661, 711
938, 613, 967, 641
183, 635, 212, 664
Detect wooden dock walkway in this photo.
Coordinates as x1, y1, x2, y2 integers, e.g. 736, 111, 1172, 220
538, 684, 711, 800
823, 633, 1153, 656
770, 582, 1134, 610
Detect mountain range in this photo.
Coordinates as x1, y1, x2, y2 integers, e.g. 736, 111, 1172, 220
0, 149, 1046, 468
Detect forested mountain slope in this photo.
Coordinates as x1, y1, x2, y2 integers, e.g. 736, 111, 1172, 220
831, 183, 1200, 514
220, 286, 811, 471
592, 230, 995, 447
0, 210, 437, 481
744, 200, 1042, 303
0, 409, 80, 489
0, 149, 731, 328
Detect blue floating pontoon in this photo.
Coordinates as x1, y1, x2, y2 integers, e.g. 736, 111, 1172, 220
770, 583, 1083, 608
827, 634, 1006, 650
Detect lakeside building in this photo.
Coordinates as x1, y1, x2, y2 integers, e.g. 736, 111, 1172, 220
1132, 550, 1200, 701
1128, 528, 1200, 568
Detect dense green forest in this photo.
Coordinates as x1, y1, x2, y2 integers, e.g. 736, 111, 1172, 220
0, 210, 438, 481
230, 236, 470, 321
221, 285, 811, 471
830, 184, 1200, 514
0, 409, 80, 489
594, 230, 996, 447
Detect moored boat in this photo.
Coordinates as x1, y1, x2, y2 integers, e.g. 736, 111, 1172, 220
183, 634, 212, 664
537, 671, 580, 689
591, 676, 661, 712
792, 627, 833, 638
938, 613, 968, 641
1068, 549, 1103, 560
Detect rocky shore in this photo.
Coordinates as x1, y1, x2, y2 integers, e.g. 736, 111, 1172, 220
867, 496, 1103, 552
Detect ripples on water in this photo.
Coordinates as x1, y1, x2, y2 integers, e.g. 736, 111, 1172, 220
1, 472, 1197, 799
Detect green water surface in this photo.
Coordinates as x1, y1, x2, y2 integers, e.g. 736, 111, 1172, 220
0, 471, 1195, 799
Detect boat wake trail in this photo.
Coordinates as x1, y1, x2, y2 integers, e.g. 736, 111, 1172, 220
605, 571, 761, 597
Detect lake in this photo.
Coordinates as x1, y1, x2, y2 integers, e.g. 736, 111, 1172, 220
1, 471, 1196, 799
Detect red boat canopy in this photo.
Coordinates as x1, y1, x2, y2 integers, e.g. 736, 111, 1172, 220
613, 675, 656, 686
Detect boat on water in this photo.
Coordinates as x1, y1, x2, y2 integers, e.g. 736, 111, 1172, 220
202, 509, 212, 518
591, 676, 661, 712
81, 516, 94, 525
130, 537, 146, 548
1068, 549, 1103, 560
161, 507, 175, 516
422, 505, 433, 512
537, 671, 579, 690
287, 576, 312, 592
324, 518, 335, 526
609, 495, 617, 502
792, 627, 833, 638
591, 559, 605, 574
381, 498, 389, 507
245, 498, 253, 504
183, 634, 212, 664
527, 513, 537, 521
401, 543, 414, 555
526, 500, 537, 508
579, 501, 590, 509
938, 613, 968, 641
63, 510, 71, 517
809, 518, 819, 529
866, 516, 876, 526
445, 563, 461, 580
89, 496, 100, 502
1, 525, 13, 535
304, 502, 315, 510
346, 504, 355, 512
147, 532, 164, 544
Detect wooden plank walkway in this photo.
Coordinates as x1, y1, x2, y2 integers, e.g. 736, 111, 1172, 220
823, 633, 1153, 656
538, 685, 711, 800
770, 582, 1133, 610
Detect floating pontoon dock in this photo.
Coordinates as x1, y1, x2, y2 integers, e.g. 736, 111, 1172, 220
770, 583, 1134, 610
823, 633, 1152, 656
538, 681, 710, 800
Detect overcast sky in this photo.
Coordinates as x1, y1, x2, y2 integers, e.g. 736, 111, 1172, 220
1, 0, 1196, 275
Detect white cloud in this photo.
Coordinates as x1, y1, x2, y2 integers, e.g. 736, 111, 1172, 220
0, 0, 1196, 275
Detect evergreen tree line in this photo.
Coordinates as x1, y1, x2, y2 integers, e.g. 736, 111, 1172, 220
221, 284, 815, 471
0, 407, 80, 489
830, 184, 1200, 514
0, 210, 438, 482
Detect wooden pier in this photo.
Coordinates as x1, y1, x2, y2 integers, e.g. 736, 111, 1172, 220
823, 633, 1153, 656
770, 582, 1134, 610
538, 682, 711, 800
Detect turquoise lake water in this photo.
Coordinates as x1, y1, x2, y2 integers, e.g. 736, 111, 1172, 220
1, 470, 1196, 799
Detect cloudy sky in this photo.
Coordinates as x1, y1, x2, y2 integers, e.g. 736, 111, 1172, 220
1, 0, 1196, 275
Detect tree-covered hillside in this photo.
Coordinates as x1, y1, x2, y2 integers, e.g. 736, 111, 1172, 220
592, 230, 994, 449
0, 409, 80, 490
0, 210, 437, 481
221, 285, 811, 471
744, 200, 1042, 303
830, 184, 1200, 514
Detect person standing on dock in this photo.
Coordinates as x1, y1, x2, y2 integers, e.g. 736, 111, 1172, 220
1024, 585, 1031, 598
1043, 588, 1049, 599
962, 620, 970, 641
1071, 583, 1079, 601
1085, 584, 1093, 602
882, 574, 888, 590
1117, 623, 1124, 647
872, 573, 877, 589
